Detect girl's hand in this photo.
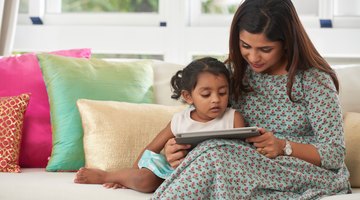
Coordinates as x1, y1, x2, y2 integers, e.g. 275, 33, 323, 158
246, 128, 285, 158
164, 138, 191, 168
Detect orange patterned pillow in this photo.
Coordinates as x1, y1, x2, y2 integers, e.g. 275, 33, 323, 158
0, 93, 30, 172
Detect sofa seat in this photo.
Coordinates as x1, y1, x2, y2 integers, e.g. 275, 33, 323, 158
0, 168, 153, 200
0, 168, 359, 200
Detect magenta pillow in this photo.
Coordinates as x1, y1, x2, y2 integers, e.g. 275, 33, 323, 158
0, 48, 91, 168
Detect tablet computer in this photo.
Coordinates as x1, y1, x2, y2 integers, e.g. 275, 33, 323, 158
174, 127, 259, 146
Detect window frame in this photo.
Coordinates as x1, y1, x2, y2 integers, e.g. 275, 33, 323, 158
18, 0, 166, 26
189, 0, 360, 28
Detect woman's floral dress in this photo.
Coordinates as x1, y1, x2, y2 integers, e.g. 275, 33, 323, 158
152, 67, 351, 199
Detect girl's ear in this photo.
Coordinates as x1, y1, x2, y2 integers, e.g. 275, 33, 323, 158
181, 90, 193, 104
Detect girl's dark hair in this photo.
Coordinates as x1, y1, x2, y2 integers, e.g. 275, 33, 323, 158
171, 57, 230, 100
227, 0, 339, 101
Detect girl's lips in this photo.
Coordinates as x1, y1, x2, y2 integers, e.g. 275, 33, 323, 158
210, 107, 221, 112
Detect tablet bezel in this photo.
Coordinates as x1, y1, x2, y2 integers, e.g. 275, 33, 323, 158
174, 127, 259, 146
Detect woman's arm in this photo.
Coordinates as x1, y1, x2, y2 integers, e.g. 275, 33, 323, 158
247, 129, 321, 166
303, 69, 345, 169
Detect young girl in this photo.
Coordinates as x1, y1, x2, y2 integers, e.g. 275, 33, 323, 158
74, 57, 245, 192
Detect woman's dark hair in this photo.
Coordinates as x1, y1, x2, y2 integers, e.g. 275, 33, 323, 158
227, 0, 339, 101
171, 57, 230, 100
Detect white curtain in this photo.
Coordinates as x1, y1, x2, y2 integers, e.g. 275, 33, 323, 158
0, 0, 19, 56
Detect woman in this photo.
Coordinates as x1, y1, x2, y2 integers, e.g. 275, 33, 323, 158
153, 0, 351, 199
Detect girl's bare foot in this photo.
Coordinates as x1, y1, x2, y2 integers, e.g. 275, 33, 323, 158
103, 183, 128, 189
74, 167, 108, 184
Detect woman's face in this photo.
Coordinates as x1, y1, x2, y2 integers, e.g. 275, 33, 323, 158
239, 30, 287, 75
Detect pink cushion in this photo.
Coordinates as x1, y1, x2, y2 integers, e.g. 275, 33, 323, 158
0, 48, 91, 168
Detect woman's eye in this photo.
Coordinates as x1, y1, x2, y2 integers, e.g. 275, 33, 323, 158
242, 44, 250, 49
261, 48, 272, 53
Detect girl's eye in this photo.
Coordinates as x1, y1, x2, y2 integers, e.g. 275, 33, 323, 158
219, 92, 227, 96
201, 94, 210, 98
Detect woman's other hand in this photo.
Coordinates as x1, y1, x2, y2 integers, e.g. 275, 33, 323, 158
164, 138, 191, 168
246, 128, 285, 158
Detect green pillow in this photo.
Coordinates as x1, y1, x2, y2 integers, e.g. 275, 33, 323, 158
38, 54, 154, 171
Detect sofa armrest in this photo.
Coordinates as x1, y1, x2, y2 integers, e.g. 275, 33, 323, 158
344, 112, 360, 188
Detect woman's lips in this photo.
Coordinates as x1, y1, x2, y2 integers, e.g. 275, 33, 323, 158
251, 63, 264, 68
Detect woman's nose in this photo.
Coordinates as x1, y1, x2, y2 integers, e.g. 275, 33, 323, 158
248, 51, 260, 63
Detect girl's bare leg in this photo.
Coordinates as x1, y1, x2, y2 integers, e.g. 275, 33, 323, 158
74, 167, 163, 193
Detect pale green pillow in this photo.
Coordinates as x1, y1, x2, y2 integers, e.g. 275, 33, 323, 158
38, 54, 154, 171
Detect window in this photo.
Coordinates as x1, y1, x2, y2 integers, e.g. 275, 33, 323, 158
334, 0, 360, 16
292, 0, 319, 16
14, 0, 360, 65
192, 54, 227, 62
18, 0, 164, 26
190, 0, 360, 28
19, 0, 28, 13
61, 0, 159, 13
201, 0, 238, 14
333, 0, 360, 28
92, 53, 163, 60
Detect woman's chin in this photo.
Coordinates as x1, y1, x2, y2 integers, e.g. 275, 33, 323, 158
251, 67, 265, 74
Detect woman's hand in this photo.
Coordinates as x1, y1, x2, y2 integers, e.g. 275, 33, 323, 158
246, 128, 285, 158
164, 138, 191, 168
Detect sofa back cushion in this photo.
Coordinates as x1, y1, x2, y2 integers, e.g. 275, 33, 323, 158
38, 54, 155, 171
77, 99, 186, 171
344, 112, 360, 188
334, 65, 360, 113
0, 49, 91, 168
150, 60, 184, 106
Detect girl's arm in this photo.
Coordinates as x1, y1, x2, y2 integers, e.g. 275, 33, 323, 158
132, 122, 174, 168
234, 110, 245, 128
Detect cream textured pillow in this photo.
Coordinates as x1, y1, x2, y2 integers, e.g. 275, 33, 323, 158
344, 112, 360, 188
77, 99, 186, 171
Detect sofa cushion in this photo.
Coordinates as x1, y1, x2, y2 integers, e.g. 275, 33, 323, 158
77, 99, 185, 171
335, 65, 360, 113
0, 93, 30, 172
344, 112, 360, 188
38, 54, 155, 171
0, 48, 91, 168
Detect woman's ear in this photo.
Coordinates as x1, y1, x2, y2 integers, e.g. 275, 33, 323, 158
181, 90, 193, 105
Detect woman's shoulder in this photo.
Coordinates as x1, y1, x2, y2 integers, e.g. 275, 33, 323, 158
302, 67, 337, 92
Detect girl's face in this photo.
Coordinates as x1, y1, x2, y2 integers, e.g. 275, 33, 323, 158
239, 30, 287, 75
182, 72, 229, 123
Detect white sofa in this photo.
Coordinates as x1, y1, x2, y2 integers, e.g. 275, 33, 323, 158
1, 60, 360, 200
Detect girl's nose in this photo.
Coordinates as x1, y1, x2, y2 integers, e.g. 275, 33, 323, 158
211, 94, 220, 103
